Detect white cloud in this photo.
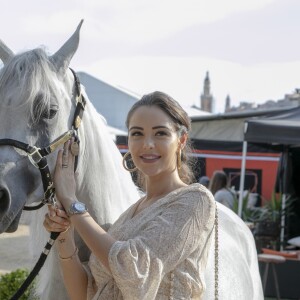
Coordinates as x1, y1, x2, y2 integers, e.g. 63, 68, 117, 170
82, 0, 275, 43
23, 11, 84, 35
12, 0, 276, 45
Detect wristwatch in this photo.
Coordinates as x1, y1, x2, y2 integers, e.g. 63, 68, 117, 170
67, 201, 88, 216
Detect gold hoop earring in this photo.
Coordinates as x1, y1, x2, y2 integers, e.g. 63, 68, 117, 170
122, 152, 138, 172
177, 148, 182, 170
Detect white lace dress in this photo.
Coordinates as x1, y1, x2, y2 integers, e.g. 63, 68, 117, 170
85, 183, 215, 300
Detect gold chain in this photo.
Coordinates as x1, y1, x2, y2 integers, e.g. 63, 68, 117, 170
214, 204, 219, 300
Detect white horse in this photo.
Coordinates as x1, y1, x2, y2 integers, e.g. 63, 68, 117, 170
0, 21, 263, 299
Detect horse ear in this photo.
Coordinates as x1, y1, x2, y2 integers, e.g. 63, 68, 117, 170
50, 19, 84, 75
0, 40, 14, 65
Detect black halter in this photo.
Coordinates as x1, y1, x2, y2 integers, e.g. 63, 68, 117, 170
0, 68, 86, 210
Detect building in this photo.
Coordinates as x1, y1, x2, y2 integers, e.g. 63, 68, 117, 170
200, 71, 214, 113
225, 94, 231, 112
200, 71, 300, 113
226, 89, 300, 113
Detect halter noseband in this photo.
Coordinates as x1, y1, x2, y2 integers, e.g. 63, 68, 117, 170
0, 68, 86, 210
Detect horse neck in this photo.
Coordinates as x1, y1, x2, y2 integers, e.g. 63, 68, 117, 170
75, 102, 139, 225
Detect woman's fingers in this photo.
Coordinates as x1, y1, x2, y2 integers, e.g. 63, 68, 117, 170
44, 208, 70, 232
53, 139, 78, 209
55, 139, 77, 178
48, 204, 57, 217
55, 207, 69, 219
44, 214, 68, 232
55, 148, 63, 170
48, 208, 70, 225
48, 202, 68, 218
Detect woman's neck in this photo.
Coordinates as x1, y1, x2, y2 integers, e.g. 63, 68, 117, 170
144, 175, 187, 202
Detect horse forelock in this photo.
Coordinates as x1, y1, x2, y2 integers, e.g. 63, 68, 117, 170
0, 48, 68, 124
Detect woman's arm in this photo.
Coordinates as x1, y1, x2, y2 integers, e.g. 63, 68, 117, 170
45, 141, 118, 299
68, 210, 116, 272
57, 234, 88, 300
45, 206, 89, 300
46, 203, 118, 294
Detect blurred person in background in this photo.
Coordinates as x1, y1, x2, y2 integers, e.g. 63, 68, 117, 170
198, 175, 210, 188
209, 170, 236, 209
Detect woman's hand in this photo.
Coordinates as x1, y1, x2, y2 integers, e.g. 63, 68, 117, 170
53, 139, 78, 210
44, 204, 71, 233
44, 204, 77, 261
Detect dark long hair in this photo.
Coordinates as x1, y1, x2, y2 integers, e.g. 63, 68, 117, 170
126, 91, 195, 189
209, 170, 228, 195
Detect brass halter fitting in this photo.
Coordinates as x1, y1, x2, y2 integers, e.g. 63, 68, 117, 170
28, 146, 43, 168
49, 129, 74, 153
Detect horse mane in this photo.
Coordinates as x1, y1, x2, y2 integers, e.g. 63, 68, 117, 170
0, 48, 67, 124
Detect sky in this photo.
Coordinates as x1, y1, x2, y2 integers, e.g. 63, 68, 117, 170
1, 0, 300, 113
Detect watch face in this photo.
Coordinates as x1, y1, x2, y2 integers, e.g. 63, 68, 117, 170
74, 202, 86, 211
68, 202, 87, 215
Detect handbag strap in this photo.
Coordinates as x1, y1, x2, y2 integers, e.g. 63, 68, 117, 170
214, 204, 219, 300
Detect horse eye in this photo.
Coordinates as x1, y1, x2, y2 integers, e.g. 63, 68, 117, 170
42, 105, 59, 119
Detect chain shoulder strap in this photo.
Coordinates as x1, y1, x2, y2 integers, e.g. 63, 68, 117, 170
214, 203, 219, 300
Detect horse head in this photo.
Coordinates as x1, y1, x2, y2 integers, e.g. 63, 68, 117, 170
0, 21, 84, 233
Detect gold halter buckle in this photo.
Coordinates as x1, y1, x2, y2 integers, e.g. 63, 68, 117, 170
28, 146, 43, 168
49, 130, 74, 153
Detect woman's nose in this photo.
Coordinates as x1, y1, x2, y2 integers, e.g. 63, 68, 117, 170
143, 136, 154, 149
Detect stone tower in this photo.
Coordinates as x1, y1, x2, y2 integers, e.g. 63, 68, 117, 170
225, 94, 231, 112
200, 71, 213, 112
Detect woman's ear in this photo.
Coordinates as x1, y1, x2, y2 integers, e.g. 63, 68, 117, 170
179, 133, 188, 149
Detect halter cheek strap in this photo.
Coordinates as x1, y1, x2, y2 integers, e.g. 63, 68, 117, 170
70, 67, 86, 130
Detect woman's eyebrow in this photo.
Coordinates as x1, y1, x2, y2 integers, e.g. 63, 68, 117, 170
129, 125, 171, 131
129, 126, 143, 131
152, 125, 171, 130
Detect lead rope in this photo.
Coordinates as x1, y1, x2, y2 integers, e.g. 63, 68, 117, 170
214, 204, 219, 300
10, 232, 59, 300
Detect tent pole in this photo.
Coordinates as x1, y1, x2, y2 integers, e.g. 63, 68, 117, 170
280, 193, 286, 251
238, 140, 248, 218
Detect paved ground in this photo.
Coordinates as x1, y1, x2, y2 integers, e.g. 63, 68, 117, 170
0, 224, 32, 275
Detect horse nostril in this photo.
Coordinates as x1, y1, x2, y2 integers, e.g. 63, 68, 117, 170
0, 189, 10, 218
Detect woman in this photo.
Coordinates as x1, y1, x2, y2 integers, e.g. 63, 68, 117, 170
44, 91, 216, 299
209, 170, 236, 209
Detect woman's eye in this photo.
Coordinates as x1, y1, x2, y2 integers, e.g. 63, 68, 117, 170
130, 131, 142, 136
156, 131, 168, 136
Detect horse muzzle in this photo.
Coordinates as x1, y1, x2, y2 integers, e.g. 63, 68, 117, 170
0, 161, 33, 233
0, 184, 21, 233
